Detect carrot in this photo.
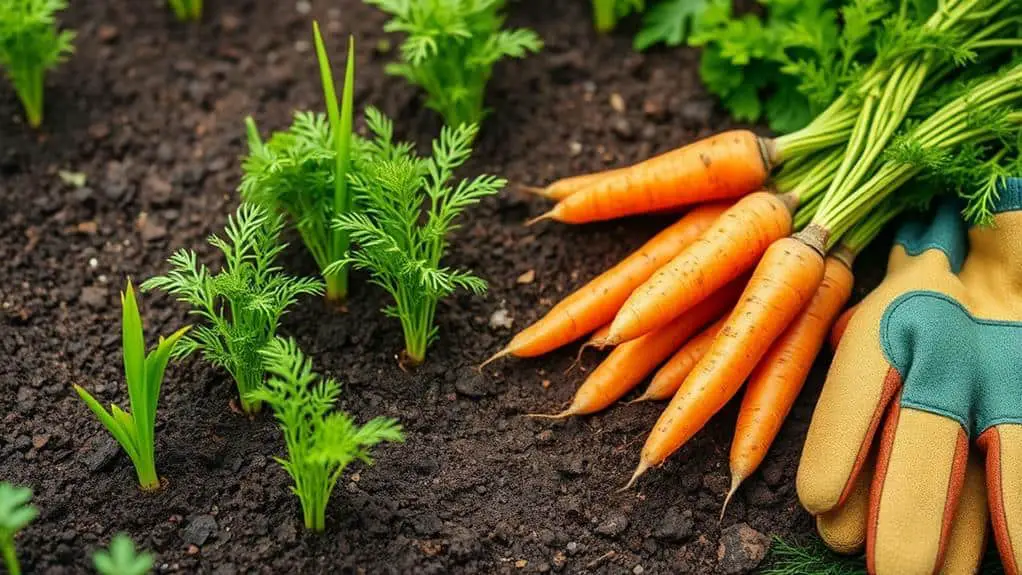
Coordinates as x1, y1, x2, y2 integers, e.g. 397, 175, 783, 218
829, 303, 857, 351
528, 131, 776, 225
625, 234, 826, 488
531, 278, 745, 418
521, 170, 620, 201
564, 324, 612, 374
631, 316, 726, 404
481, 204, 730, 368
605, 190, 797, 346
722, 256, 853, 518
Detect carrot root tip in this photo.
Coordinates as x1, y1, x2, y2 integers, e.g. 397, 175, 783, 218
625, 394, 650, 406
478, 347, 511, 371
526, 408, 575, 420
518, 184, 550, 198
619, 460, 651, 493
525, 212, 555, 227
719, 473, 744, 524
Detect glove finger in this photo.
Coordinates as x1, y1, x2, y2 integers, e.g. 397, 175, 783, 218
978, 423, 1022, 575
798, 298, 900, 515
939, 454, 988, 575
868, 398, 970, 575
816, 452, 872, 555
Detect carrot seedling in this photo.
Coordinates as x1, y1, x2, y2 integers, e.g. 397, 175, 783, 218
250, 338, 404, 532
142, 204, 324, 414
92, 534, 153, 575
364, 0, 542, 128
328, 117, 504, 366
242, 25, 355, 306
592, 0, 644, 33
0, 483, 36, 575
167, 0, 201, 21
0, 0, 75, 127
73, 281, 191, 491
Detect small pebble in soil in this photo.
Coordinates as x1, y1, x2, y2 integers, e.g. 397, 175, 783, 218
653, 507, 693, 543
182, 515, 219, 547
609, 93, 626, 113
517, 269, 536, 284
566, 541, 580, 555
594, 513, 629, 538
489, 308, 514, 330
568, 141, 583, 156
611, 118, 634, 141
716, 523, 769, 574
84, 436, 122, 472
633, 565, 644, 575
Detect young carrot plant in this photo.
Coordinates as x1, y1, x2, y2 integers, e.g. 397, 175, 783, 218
250, 337, 403, 532
0, 483, 36, 575
0, 0, 75, 127
92, 534, 153, 575
364, 0, 542, 128
142, 204, 323, 414
592, 0, 644, 33
167, 0, 201, 21
73, 281, 191, 491
242, 25, 355, 307
328, 115, 504, 366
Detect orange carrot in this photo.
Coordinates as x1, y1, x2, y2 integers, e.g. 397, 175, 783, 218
722, 256, 853, 517
529, 131, 776, 225
605, 190, 797, 346
626, 235, 826, 488
632, 316, 726, 404
521, 170, 620, 201
565, 324, 612, 374
532, 278, 745, 418
829, 303, 857, 351
481, 204, 730, 368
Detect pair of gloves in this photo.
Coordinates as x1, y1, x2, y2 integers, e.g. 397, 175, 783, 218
798, 178, 1022, 574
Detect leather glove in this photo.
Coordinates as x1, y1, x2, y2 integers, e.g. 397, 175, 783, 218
797, 178, 1022, 575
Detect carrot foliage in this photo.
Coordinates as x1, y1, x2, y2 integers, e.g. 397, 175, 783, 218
326, 114, 503, 365
592, 0, 645, 33
250, 338, 404, 532
364, 0, 542, 128
73, 281, 191, 491
142, 204, 323, 414
167, 0, 202, 21
92, 534, 153, 575
0, 483, 36, 575
0, 0, 75, 127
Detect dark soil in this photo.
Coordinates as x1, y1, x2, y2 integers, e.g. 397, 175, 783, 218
0, 1, 889, 573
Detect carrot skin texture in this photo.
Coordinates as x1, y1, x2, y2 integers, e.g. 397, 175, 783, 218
729, 257, 853, 486
542, 130, 772, 224
639, 316, 726, 403
529, 170, 621, 201
608, 191, 794, 345
559, 278, 745, 416
639, 237, 826, 471
501, 204, 730, 358
828, 303, 857, 351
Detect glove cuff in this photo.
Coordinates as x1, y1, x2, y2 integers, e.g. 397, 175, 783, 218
991, 177, 1022, 215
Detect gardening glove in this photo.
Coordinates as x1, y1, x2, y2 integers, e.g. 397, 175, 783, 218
797, 178, 1022, 575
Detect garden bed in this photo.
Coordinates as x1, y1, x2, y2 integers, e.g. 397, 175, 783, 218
0, 0, 888, 572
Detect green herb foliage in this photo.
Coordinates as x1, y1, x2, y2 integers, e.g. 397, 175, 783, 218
142, 204, 323, 414
167, 0, 202, 21
74, 281, 191, 491
364, 0, 542, 128
0, 483, 36, 575
327, 114, 503, 365
633, 0, 708, 51
242, 26, 356, 306
250, 337, 404, 532
0, 0, 75, 127
592, 0, 644, 33
92, 534, 153, 575
683, 0, 888, 133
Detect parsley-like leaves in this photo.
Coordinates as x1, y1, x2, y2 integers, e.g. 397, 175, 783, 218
250, 337, 403, 532
327, 112, 503, 365
0, 483, 36, 575
0, 0, 75, 127
364, 0, 542, 128
634, 0, 709, 51
92, 534, 153, 575
142, 204, 323, 414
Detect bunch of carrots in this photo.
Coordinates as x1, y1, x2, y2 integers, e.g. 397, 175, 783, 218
483, 0, 1022, 515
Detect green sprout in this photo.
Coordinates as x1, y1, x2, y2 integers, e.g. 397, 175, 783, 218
364, 0, 542, 128
92, 534, 153, 575
167, 0, 202, 21
250, 337, 404, 532
242, 25, 355, 307
0, 0, 75, 127
0, 483, 37, 575
142, 203, 323, 414
327, 116, 503, 366
592, 0, 644, 33
73, 281, 191, 491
